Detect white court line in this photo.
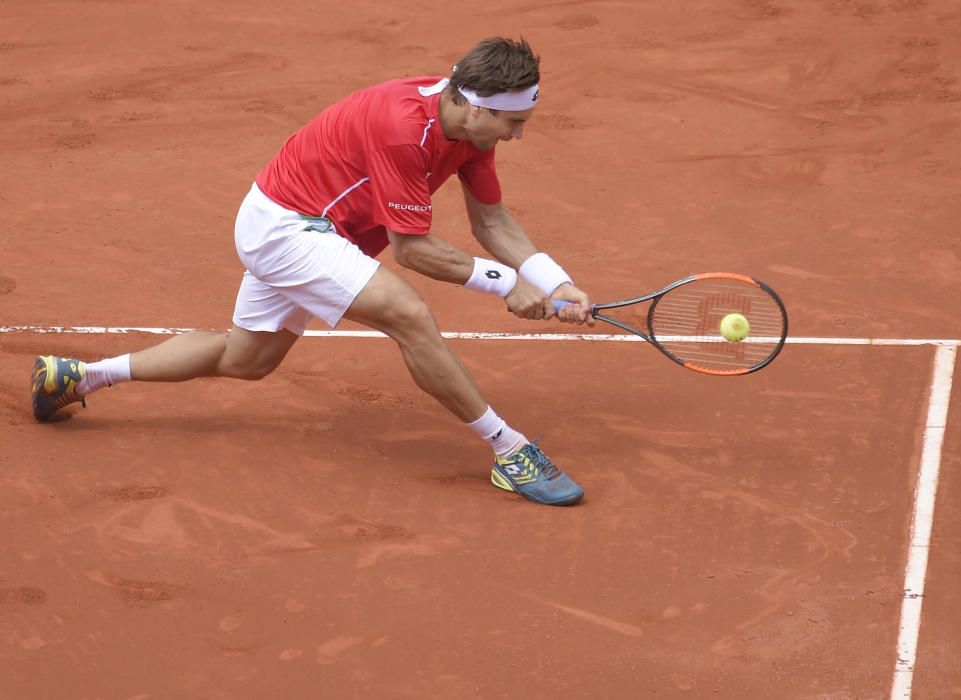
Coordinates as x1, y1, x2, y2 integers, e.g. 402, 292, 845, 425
890, 345, 957, 699
0, 325, 959, 346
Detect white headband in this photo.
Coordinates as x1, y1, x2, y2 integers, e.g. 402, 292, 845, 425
416, 77, 540, 112
457, 84, 539, 111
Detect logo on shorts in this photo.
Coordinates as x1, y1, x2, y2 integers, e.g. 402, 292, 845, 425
388, 202, 432, 212
303, 217, 333, 233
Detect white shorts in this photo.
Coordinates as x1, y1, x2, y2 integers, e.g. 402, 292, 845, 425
232, 182, 380, 334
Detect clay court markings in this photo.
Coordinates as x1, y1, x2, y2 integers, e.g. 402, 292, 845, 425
2, 325, 956, 699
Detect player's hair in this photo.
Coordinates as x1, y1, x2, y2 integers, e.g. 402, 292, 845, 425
446, 37, 540, 107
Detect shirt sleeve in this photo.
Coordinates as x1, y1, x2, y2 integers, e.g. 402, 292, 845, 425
457, 147, 501, 205
368, 144, 433, 235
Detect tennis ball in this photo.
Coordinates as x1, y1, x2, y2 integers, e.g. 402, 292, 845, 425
720, 313, 750, 342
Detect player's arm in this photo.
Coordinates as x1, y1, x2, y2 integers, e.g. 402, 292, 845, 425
387, 230, 553, 320
461, 185, 594, 325
461, 185, 537, 268
386, 230, 473, 285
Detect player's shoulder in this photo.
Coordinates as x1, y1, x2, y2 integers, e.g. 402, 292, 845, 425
367, 75, 442, 101
364, 76, 443, 147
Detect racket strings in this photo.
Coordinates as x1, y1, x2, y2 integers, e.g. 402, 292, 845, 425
648, 278, 786, 372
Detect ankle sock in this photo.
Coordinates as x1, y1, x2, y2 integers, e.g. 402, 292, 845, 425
77, 354, 132, 396
466, 406, 528, 457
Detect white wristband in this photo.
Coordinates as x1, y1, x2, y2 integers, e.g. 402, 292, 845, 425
519, 253, 572, 296
464, 257, 517, 297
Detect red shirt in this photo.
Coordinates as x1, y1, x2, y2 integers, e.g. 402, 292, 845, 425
255, 76, 501, 258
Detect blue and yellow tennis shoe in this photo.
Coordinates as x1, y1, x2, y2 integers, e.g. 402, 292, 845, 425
491, 440, 584, 506
31, 355, 86, 421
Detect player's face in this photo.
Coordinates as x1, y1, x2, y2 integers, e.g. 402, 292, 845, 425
465, 106, 533, 151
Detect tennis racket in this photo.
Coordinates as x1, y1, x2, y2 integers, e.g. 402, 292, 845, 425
555, 272, 788, 376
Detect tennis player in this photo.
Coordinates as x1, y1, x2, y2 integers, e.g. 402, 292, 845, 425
31, 37, 593, 506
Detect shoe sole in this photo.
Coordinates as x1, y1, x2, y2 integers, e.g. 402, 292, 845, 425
31, 356, 84, 421
31, 356, 53, 420
32, 356, 52, 393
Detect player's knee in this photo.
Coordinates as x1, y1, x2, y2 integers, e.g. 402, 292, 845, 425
217, 327, 295, 380
241, 362, 277, 381
218, 352, 281, 380
384, 297, 436, 340
219, 361, 269, 380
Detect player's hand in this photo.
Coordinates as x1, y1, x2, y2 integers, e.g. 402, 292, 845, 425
505, 277, 554, 320
551, 283, 595, 326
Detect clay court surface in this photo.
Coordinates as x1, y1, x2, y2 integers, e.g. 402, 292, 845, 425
2, 1, 960, 698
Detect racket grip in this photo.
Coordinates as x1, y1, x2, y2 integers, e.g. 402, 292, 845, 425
553, 300, 597, 315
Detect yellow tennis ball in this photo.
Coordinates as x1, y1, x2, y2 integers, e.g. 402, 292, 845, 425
720, 313, 750, 342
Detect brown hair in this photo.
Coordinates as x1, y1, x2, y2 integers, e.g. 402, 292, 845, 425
445, 37, 540, 106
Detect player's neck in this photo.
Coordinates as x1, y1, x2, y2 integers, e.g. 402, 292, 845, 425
438, 93, 467, 142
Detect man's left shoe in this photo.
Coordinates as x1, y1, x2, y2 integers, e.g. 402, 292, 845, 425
31, 355, 86, 421
491, 440, 584, 506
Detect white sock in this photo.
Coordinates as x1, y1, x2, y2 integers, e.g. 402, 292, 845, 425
77, 354, 132, 396
466, 406, 528, 457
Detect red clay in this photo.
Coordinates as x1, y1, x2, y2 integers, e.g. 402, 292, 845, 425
2, 1, 960, 698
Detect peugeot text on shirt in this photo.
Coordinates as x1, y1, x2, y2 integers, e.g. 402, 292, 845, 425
388, 202, 432, 212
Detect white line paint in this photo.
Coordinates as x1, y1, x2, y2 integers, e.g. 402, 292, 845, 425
0, 326, 195, 335
890, 345, 956, 699
0, 326, 959, 347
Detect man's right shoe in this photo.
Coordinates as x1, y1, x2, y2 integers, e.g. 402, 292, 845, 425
31, 356, 86, 421
491, 440, 584, 506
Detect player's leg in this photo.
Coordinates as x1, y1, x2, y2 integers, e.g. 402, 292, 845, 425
343, 266, 488, 423
31, 183, 311, 421
342, 266, 584, 506
127, 325, 298, 381
31, 325, 298, 420
33, 264, 306, 418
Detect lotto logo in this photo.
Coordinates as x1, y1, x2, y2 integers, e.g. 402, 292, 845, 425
505, 465, 521, 475
485, 270, 502, 280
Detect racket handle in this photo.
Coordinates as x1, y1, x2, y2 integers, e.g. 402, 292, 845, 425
553, 300, 596, 314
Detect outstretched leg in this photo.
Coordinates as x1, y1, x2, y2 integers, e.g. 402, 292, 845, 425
128, 325, 298, 382
31, 326, 297, 421
343, 267, 488, 423
343, 266, 584, 506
